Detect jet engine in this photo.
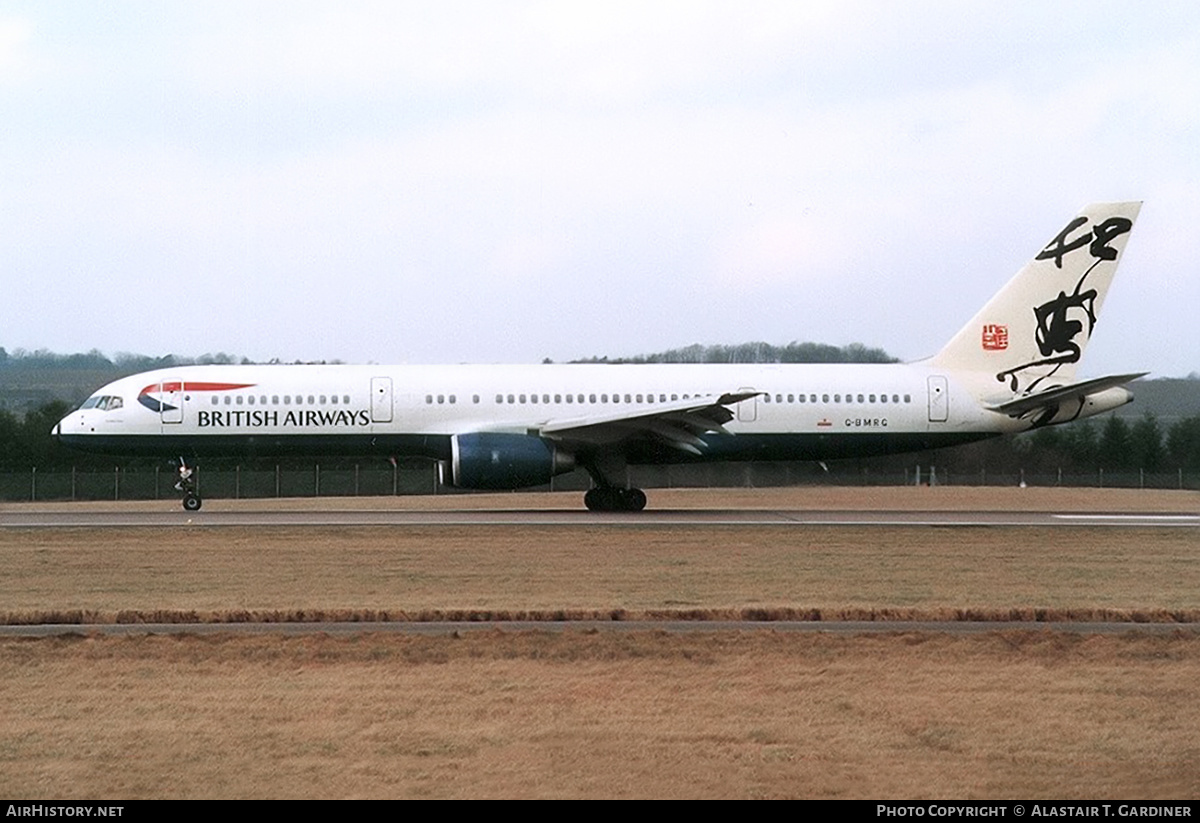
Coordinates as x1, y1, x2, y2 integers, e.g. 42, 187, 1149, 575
446, 432, 575, 490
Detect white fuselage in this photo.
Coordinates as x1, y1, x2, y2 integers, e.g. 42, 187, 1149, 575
55, 361, 1029, 459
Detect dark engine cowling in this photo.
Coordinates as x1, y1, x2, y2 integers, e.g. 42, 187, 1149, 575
447, 432, 575, 490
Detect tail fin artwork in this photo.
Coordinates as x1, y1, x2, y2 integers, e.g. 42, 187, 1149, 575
931, 201, 1142, 400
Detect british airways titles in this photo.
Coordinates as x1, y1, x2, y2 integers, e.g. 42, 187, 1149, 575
197, 408, 371, 428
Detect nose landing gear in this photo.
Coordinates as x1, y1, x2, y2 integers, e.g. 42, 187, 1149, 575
174, 458, 202, 511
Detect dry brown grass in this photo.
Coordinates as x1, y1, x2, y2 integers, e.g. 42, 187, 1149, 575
2, 630, 1198, 799
2, 523, 1198, 622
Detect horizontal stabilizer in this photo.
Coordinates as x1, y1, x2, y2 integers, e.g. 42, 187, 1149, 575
986, 372, 1147, 417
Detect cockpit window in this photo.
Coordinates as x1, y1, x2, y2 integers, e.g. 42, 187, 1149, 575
79, 395, 123, 411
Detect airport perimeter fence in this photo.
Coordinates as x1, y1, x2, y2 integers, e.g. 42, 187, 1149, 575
1, 462, 1198, 502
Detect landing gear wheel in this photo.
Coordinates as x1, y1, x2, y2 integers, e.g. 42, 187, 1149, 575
182, 493, 202, 512
584, 488, 608, 511
622, 488, 647, 511
584, 487, 647, 512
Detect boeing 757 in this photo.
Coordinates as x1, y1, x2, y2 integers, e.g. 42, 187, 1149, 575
54, 202, 1145, 511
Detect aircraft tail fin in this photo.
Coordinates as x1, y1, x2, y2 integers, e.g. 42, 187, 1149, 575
930, 202, 1141, 396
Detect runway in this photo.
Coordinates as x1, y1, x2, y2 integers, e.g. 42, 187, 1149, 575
3, 507, 1199, 527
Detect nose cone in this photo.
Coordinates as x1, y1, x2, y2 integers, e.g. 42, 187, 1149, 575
52, 413, 80, 447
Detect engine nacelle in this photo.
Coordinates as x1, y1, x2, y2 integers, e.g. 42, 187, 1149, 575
447, 432, 575, 490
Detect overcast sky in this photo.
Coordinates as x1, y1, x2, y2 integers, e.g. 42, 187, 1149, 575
3, 1, 1198, 376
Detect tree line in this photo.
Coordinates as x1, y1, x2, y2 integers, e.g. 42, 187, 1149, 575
0, 347, 250, 371
909, 412, 1200, 478
567, 341, 897, 365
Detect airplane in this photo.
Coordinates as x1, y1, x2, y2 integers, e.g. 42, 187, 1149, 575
54, 201, 1145, 512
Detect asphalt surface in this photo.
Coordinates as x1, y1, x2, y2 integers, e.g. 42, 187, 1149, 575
3, 507, 1200, 527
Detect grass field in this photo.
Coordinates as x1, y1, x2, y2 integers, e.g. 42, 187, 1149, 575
1, 487, 1198, 798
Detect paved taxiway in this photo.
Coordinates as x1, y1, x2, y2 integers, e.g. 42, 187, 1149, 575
3, 508, 1199, 528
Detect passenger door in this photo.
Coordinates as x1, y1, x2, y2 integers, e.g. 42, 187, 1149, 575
371, 377, 393, 423
160, 382, 183, 425
927, 375, 948, 423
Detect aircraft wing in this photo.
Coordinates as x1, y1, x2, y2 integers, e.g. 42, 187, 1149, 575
537, 391, 761, 455
985, 373, 1147, 417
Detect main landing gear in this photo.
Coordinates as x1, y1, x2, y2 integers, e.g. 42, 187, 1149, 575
581, 454, 647, 512
174, 458, 202, 511
584, 487, 647, 512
